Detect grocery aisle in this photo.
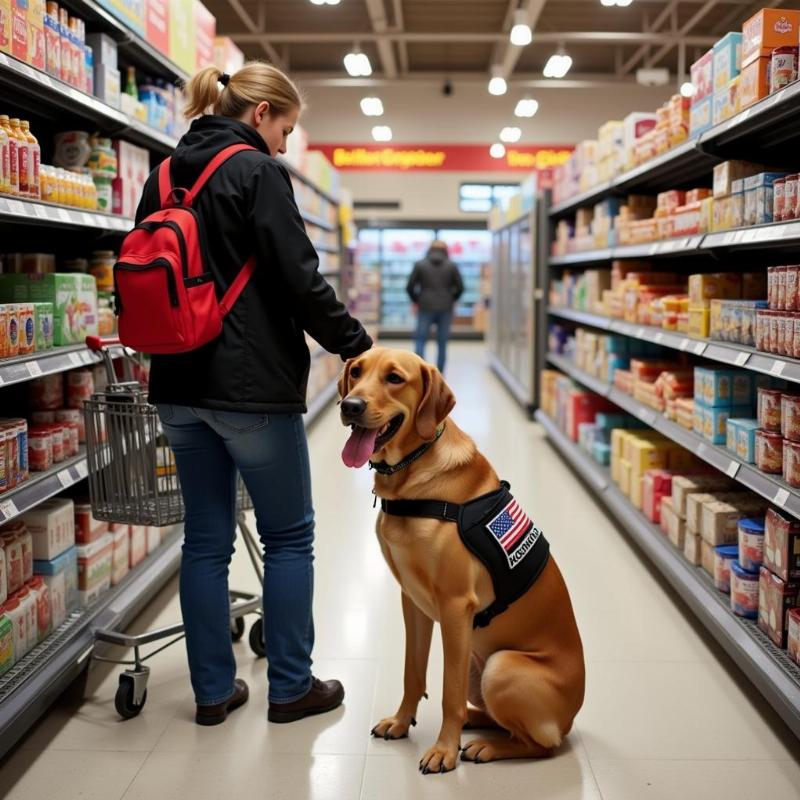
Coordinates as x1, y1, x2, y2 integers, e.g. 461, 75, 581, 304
0, 343, 797, 799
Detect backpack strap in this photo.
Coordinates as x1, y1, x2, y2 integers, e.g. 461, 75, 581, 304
186, 143, 257, 205
158, 157, 173, 207
219, 256, 257, 317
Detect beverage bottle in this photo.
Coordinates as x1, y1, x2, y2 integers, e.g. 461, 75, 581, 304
125, 66, 138, 99
0, 123, 9, 194
0, 116, 19, 195
20, 121, 40, 200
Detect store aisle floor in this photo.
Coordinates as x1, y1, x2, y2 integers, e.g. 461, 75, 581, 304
3, 343, 800, 800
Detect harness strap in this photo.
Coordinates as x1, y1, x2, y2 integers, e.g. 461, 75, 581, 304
380, 498, 459, 522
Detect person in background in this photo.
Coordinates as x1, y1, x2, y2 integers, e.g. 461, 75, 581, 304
135, 62, 372, 726
407, 240, 464, 373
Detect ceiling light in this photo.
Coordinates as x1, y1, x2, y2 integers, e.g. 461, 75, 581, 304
680, 81, 696, 98
601, 0, 633, 5
616, 0, 633, 6
372, 125, 392, 142
543, 53, 572, 79
311, 0, 340, 5
510, 10, 532, 46
488, 65, 507, 96
490, 143, 506, 159
500, 126, 522, 143
514, 97, 539, 117
344, 50, 372, 77
360, 96, 384, 116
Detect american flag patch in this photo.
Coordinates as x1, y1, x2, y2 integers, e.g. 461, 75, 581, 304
486, 498, 541, 569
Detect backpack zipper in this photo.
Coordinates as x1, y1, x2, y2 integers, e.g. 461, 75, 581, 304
115, 258, 180, 307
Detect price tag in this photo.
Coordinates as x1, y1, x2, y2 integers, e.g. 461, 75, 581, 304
69, 352, 83, 367
33, 204, 49, 219
57, 208, 72, 223
0, 53, 8, 65
36, 73, 52, 88
27, 361, 43, 377
774, 488, 790, 508
636, 327, 646, 339
637, 407, 653, 424
771, 361, 786, 377
693, 342, 707, 356
735, 352, 750, 367
680, 338, 690, 352
0, 499, 19, 520
57, 469, 72, 488
80, 351, 93, 364
654, 332, 664, 344
726, 461, 740, 478
76, 461, 88, 479
7, 199, 25, 215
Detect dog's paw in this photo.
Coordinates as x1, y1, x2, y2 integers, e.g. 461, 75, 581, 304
370, 714, 416, 740
460, 738, 498, 763
419, 741, 459, 774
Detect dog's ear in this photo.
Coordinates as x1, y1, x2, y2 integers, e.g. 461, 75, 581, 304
338, 359, 353, 399
415, 363, 456, 440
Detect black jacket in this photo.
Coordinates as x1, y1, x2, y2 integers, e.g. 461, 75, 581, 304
406, 248, 464, 313
135, 116, 372, 413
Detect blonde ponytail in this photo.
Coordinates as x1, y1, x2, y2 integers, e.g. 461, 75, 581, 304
183, 62, 303, 120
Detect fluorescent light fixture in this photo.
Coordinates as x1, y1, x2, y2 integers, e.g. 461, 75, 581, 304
616, 0, 633, 6
680, 81, 696, 98
500, 126, 522, 143
490, 143, 506, 159
510, 10, 532, 46
372, 125, 392, 142
311, 0, 340, 5
488, 65, 507, 96
344, 51, 372, 77
543, 53, 572, 79
514, 97, 539, 117
601, 0, 633, 5
360, 96, 384, 116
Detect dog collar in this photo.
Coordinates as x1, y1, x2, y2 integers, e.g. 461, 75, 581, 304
369, 424, 446, 476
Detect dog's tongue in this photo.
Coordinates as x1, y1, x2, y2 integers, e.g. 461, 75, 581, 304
342, 426, 379, 468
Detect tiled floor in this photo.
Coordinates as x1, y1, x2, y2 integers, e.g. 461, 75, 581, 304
2, 343, 799, 799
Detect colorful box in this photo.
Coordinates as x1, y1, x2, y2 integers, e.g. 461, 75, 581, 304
757, 566, 800, 647
689, 306, 710, 338
22, 498, 75, 560
11, 0, 27, 61
0, 0, 11, 55
193, 0, 214, 71
742, 8, 800, 67
788, 608, 800, 665
97, 0, 146, 37
213, 35, 244, 74
764, 508, 800, 582
689, 273, 742, 308
33, 302, 53, 351
736, 419, 760, 463
168, 0, 194, 74
33, 545, 78, 625
690, 49, 714, 101
689, 96, 713, 137
27, 0, 43, 70
739, 56, 771, 109
145, 0, 168, 54
713, 32, 742, 91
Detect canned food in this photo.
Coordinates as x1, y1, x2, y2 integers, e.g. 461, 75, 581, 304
55, 407, 85, 442
27, 428, 53, 472
771, 45, 798, 93
782, 394, 800, 441
756, 308, 769, 351
45, 424, 65, 463
786, 265, 799, 311
785, 175, 799, 222
730, 561, 760, 619
769, 310, 780, 353
756, 428, 784, 473
785, 439, 800, 487
714, 544, 739, 593
29, 374, 64, 411
738, 518, 766, 572
777, 266, 788, 310
65, 370, 94, 409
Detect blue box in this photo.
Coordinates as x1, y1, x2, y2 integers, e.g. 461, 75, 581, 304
735, 419, 759, 463
697, 367, 736, 407
713, 32, 742, 91
34, 546, 79, 622
690, 96, 713, 137
732, 372, 756, 406
593, 441, 612, 466
704, 405, 752, 445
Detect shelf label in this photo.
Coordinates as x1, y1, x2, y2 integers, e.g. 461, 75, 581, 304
57, 208, 72, 223
69, 352, 83, 367
76, 461, 88, 479
735, 352, 750, 367
0, 499, 19, 520
679, 338, 690, 351
27, 361, 43, 377
774, 488, 790, 508
636, 327, 646, 339
7, 199, 25, 215
726, 461, 740, 478
36, 73, 53, 88
654, 332, 664, 344
771, 361, 786, 377
80, 350, 93, 365
636, 407, 654, 424
693, 342, 707, 356
57, 469, 72, 488
33, 204, 49, 220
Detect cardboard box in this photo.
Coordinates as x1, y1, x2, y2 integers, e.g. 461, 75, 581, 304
671, 475, 733, 516
687, 493, 718, 536
76, 533, 113, 592
42, 8, 58, 75
11, 0, 27, 61
688, 273, 742, 308
713, 32, 742, 91
739, 56, 771, 109
764, 508, 800, 582
663, 497, 686, 549
129, 525, 147, 568
701, 540, 715, 576
22, 498, 75, 560
95, 64, 121, 108
33, 545, 78, 623
0, 0, 11, 54
111, 528, 129, 586
74, 503, 109, 545
788, 608, 800, 666
690, 49, 714, 101
689, 96, 713, 137
193, 0, 214, 70
145, 0, 168, 54
684, 532, 702, 566
214, 35, 244, 74
742, 8, 800, 67
757, 566, 800, 647
27, 0, 43, 70
168, 0, 194, 74
97, 0, 145, 37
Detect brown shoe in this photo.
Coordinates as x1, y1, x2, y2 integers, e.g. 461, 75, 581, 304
196, 679, 249, 726
268, 677, 345, 723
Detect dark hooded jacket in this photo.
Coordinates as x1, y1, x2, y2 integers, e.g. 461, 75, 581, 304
406, 246, 464, 313
134, 115, 372, 414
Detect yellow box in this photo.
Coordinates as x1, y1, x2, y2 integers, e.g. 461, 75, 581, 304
631, 472, 645, 510
689, 306, 710, 338
712, 196, 734, 231
739, 56, 771, 110
619, 458, 632, 497
700, 196, 714, 233
688, 272, 742, 306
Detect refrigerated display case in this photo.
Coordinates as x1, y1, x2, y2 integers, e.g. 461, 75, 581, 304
356, 224, 492, 338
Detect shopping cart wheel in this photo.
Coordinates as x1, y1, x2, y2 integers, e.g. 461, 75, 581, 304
249, 620, 266, 658
231, 616, 246, 642
115, 675, 148, 719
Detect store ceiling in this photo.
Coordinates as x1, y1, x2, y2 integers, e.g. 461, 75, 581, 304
206, 0, 775, 88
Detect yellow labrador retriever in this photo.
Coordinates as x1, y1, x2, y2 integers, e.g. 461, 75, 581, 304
339, 348, 584, 774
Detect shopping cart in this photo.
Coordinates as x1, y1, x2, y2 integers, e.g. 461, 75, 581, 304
82, 337, 265, 720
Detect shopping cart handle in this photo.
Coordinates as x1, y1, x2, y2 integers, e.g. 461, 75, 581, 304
86, 335, 122, 352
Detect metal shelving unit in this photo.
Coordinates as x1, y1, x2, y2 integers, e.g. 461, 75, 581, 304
0, 196, 133, 233
535, 409, 800, 739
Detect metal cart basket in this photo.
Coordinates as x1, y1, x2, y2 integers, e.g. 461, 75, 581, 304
83, 337, 265, 719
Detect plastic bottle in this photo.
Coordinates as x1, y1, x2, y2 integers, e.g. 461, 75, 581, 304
125, 65, 138, 99
9, 119, 29, 197
0, 123, 9, 194
20, 122, 40, 200
0, 116, 19, 195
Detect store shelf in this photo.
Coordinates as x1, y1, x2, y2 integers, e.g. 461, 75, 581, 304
0, 343, 125, 388
547, 352, 800, 520
0, 527, 184, 760
549, 235, 705, 266
0, 196, 133, 233
615, 139, 719, 193
314, 242, 340, 255
0, 449, 90, 525
0, 53, 177, 157
305, 376, 339, 427
302, 212, 336, 232
489, 352, 534, 415
549, 181, 615, 219
549, 249, 613, 267
548, 307, 800, 385
702, 219, 800, 254
535, 408, 800, 740
280, 159, 339, 205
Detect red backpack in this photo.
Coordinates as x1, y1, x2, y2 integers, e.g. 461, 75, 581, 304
114, 143, 257, 354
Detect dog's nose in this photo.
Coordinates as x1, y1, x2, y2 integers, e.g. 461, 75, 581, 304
341, 397, 367, 420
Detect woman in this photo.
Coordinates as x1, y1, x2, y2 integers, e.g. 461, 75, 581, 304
135, 63, 372, 726
407, 240, 463, 373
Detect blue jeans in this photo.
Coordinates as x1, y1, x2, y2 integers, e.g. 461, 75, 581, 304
157, 405, 315, 706
415, 310, 453, 373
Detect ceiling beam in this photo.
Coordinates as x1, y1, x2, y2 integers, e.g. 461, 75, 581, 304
232, 31, 719, 46
391, 0, 409, 75
365, 0, 397, 79
494, 0, 548, 80
618, 0, 680, 76
645, 0, 722, 67
225, 0, 285, 69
